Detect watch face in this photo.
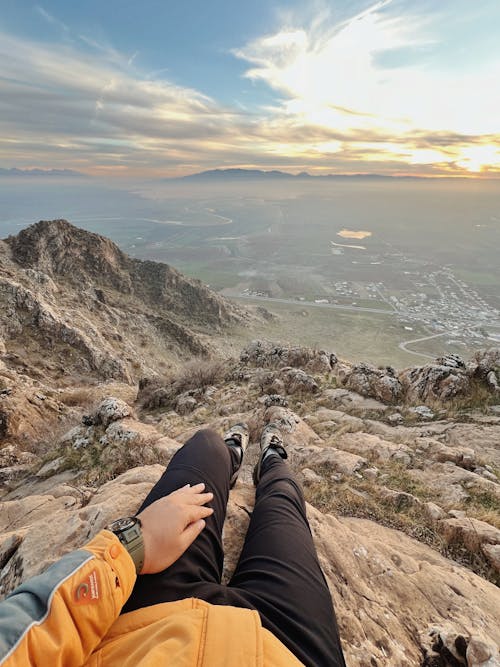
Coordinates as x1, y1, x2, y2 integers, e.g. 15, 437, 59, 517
110, 517, 136, 533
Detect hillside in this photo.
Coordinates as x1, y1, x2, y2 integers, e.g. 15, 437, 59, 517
0, 219, 250, 385
0, 222, 499, 666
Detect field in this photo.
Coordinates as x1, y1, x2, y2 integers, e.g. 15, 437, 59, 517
229, 298, 432, 368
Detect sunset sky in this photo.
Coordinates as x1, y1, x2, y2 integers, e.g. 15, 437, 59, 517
1, 0, 499, 178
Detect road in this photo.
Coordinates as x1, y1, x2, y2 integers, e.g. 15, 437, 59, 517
398, 332, 448, 360
236, 294, 395, 315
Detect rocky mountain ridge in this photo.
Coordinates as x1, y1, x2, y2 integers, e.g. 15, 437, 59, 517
0, 222, 499, 666
0, 219, 248, 387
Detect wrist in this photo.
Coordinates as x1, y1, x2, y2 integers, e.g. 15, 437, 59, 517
107, 516, 145, 574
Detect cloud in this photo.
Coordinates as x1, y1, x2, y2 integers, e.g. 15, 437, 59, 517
35, 5, 70, 33
233, 0, 500, 173
0, 30, 256, 175
1, 2, 500, 177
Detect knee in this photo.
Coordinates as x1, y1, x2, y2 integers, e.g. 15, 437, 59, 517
186, 428, 226, 456
261, 475, 303, 502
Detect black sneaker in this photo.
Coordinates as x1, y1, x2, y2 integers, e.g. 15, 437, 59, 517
253, 422, 288, 486
223, 423, 249, 488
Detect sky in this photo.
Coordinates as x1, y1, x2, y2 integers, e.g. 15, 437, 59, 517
1, 0, 500, 178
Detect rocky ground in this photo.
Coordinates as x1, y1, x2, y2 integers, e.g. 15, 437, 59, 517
1, 340, 499, 667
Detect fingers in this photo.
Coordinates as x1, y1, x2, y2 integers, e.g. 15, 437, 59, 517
189, 491, 214, 506
187, 482, 206, 493
185, 504, 213, 525
173, 482, 207, 495
172, 483, 213, 505
181, 519, 207, 550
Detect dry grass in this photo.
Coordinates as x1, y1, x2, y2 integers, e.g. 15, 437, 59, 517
56, 440, 164, 486
304, 464, 499, 585
425, 378, 498, 417
59, 387, 97, 408
139, 357, 231, 410
461, 487, 500, 529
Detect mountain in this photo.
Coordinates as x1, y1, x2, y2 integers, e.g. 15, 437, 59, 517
177, 168, 422, 181
0, 219, 248, 385
0, 168, 85, 177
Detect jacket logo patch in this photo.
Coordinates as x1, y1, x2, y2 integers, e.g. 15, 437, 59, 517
73, 569, 100, 605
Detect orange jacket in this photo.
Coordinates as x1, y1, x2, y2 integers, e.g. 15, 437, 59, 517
0, 530, 303, 666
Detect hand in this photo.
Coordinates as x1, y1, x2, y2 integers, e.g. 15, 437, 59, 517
136, 483, 214, 574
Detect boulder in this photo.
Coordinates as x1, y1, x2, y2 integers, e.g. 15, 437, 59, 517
409, 405, 435, 420
400, 359, 470, 402
240, 340, 335, 374
93, 397, 133, 427
340, 363, 404, 404
258, 406, 322, 447
175, 393, 198, 415
438, 517, 500, 566
281, 368, 319, 394
335, 432, 412, 464
319, 388, 388, 414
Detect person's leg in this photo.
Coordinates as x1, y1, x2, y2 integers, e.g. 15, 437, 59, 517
227, 454, 346, 667
123, 428, 240, 613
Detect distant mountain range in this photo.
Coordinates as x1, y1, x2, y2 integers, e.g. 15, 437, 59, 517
0, 168, 85, 177
177, 168, 424, 181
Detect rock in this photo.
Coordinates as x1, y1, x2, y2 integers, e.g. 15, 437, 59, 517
466, 636, 497, 666
392, 450, 412, 466
436, 354, 467, 370
93, 397, 133, 427
316, 449, 366, 476
379, 487, 420, 509
175, 393, 198, 415
486, 370, 499, 393
422, 627, 498, 667
308, 512, 500, 666
256, 406, 322, 447
430, 443, 476, 469
439, 517, 500, 560
300, 468, 324, 485
281, 368, 319, 395
101, 418, 161, 448
0, 532, 23, 570
424, 502, 446, 521
481, 544, 500, 572
320, 388, 388, 414
340, 363, 404, 404
240, 340, 335, 374
400, 361, 470, 402
469, 348, 500, 380
448, 509, 467, 519
409, 405, 435, 420
36, 456, 66, 478
334, 432, 411, 464
154, 436, 182, 465
387, 412, 404, 425
363, 468, 379, 481
260, 394, 288, 408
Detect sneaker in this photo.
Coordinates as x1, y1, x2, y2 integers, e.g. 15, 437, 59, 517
253, 422, 288, 486
224, 423, 249, 488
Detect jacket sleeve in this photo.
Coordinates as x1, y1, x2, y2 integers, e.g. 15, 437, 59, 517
0, 529, 136, 667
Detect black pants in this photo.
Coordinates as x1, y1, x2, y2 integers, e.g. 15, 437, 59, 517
123, 429, 346, 667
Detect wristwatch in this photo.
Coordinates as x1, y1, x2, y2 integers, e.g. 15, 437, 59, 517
108, 517, 145, 574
